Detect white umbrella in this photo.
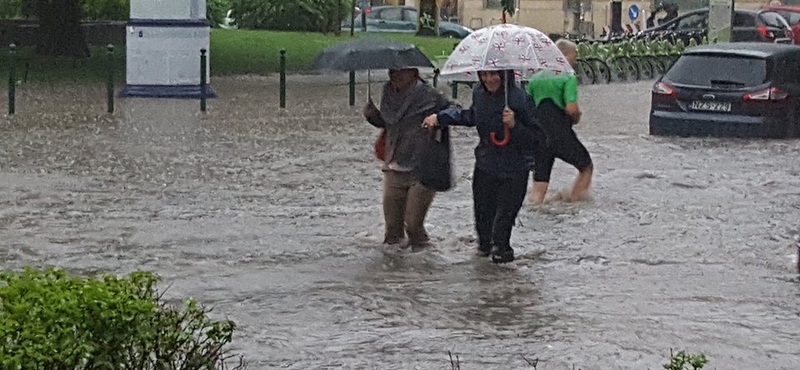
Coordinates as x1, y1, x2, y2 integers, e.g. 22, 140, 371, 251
440, 23, 573, 105
439, 23, 573, 145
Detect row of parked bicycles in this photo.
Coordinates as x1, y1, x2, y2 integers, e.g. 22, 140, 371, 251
568, 31, 709, 84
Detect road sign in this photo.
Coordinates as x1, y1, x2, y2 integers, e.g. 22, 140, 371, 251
628, 4, 639, 21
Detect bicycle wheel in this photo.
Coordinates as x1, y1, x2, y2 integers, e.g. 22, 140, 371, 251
637, 57, 654, 80
587, 58, 611, 84
647, 57, 666, 77
576, 60, 596, 85
618, 57, 640, 82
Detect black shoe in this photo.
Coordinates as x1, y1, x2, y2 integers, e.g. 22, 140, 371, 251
491, 247, 515, 264
477, 244, 492, 257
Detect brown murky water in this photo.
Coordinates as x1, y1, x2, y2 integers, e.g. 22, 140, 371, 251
1, 74, 799, 369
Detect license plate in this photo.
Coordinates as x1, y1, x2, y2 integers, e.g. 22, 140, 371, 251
691, 101, 732, 112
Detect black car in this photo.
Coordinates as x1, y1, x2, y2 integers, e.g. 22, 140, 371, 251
650, 42, 800, 138
637, 9, 793, 44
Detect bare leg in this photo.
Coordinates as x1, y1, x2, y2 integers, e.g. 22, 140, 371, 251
569, 165, 593, 202
528, 181, 550, 205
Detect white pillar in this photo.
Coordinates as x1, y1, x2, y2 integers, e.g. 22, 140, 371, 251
121, 0, 214, 98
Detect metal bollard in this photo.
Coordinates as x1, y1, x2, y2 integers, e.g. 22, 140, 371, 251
106, 44, 114, 114
433, 68, 439, 88
279, 49, 286, 108
349, 70, 355, 106
200, 49, 207, 112
8, 43, 16, 115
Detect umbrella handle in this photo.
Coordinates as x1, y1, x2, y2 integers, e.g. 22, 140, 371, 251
490, 124, 511, 146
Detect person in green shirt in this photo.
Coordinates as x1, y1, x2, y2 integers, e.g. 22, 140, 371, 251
525, 39, 593, 205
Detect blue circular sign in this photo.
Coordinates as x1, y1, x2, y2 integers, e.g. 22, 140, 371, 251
628, 4, 640, 21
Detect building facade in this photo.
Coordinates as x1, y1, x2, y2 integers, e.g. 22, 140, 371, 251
452, 0, 770, 38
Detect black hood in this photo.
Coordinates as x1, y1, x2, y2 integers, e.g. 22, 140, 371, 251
479, 70, 516, 95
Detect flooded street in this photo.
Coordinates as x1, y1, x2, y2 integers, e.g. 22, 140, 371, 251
1, 75, 799, 369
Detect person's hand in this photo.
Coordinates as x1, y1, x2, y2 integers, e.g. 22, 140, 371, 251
422, 113, 438, 129
502, 107, 515, 129
363, 98, 379, 119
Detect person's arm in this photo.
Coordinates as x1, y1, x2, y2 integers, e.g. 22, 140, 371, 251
563, 75, 582, 124
363, 98, 386, 128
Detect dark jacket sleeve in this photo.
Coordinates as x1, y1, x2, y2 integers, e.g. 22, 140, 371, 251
366, 111, 387, 128
437, 106, 475, 127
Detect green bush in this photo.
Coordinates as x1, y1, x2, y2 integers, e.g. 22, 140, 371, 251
207, 0, 232, 27
0, 267, 243, 370
80, 0, 129, 21
4, 0, 230, 26
0, 0, 23, 18
231, 0, 352, 33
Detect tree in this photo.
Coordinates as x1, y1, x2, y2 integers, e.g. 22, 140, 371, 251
25, 0, 91, 57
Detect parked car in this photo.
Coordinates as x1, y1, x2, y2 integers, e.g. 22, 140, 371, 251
341, 5, 473, 39
637, 9, 793, 44
761, 5, 800, 44
650, 42, 800, 138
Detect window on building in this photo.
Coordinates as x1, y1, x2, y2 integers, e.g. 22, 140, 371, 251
485, 0, 503, 9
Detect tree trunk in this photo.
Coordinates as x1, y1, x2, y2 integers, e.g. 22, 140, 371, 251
35, 0, 90, 57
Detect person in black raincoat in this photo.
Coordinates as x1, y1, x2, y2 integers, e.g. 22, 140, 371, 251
422, 70, 542, 263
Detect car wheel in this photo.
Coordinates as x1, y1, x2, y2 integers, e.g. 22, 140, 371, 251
441, 31, 461, 38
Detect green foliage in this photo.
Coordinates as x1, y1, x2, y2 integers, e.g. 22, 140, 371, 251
0, 267, 242, 370
5, 0, 230, 25
207, 0, 233, 27
663, 350, 708, 370
231, 0, 353, 33
80, 0, 128, 20
0, 0, 23, 18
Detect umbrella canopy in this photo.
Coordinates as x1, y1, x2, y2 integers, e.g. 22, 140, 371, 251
439, 23, 573, 81
312, 37, 435, 72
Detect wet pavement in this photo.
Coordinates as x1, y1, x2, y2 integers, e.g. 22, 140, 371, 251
1, 75, 799, 369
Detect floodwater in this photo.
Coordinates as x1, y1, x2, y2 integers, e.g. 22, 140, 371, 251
1, 74, 799, 370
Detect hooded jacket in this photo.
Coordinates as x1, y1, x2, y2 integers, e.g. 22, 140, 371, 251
436, 70, 542, 174
366, 79, 455, 186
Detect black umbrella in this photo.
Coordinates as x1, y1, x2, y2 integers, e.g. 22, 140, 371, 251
312, 37, 435, 99
312, 37, 435, 72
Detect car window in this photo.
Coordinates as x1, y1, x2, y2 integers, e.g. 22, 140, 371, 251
777, 11, 800, 25
403, 9, 417, 21
665, 54, 767, 87
677, 14, 706, 29
760, 11, 789, 28
733, 12, 755, 27
379, 8, 403, 21
774, 58, 799, 83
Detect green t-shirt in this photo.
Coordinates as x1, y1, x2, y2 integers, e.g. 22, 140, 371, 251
525, 70, 578, 110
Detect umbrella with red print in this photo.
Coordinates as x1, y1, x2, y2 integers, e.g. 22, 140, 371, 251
439, 23, 574, 145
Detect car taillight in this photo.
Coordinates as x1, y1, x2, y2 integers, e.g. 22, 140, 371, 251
652, 82, 676, 97
743, 87, 788, 101
758, 26, 774, 39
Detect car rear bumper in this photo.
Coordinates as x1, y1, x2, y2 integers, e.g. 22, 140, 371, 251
649, 110, 793, 138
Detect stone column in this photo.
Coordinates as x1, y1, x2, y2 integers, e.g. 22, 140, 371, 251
121, 0, 215, 98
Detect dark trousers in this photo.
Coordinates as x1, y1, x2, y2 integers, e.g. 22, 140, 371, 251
472, 167, 529, 250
